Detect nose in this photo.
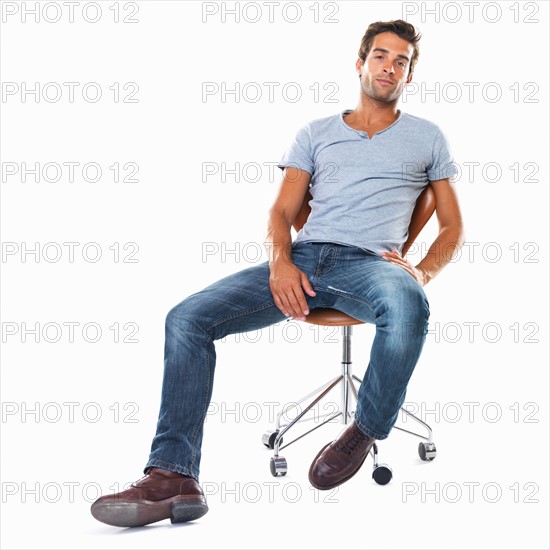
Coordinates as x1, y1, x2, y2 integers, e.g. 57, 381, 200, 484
382, 62, 395, 75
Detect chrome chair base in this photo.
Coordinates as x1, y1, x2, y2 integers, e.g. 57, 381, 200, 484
262, 326, 437, 484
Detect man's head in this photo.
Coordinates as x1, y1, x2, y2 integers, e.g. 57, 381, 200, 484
356, 20, 421, 103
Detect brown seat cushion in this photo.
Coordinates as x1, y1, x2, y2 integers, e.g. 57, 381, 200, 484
302, 308, 364, 327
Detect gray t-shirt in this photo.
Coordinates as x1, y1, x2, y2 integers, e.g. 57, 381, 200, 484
277, 109, 458, 255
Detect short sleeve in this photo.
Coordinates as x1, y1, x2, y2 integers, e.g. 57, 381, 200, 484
427, 128, 459, 182
277, 125, 314, 175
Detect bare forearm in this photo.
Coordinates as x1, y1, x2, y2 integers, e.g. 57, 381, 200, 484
416, 225, 465, 284
265, 210, 294, 267
265, 209, 316, 321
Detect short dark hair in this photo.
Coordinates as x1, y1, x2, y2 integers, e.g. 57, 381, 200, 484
358, 19, 421, 76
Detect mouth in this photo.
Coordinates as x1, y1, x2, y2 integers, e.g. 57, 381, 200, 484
376, 78, 394, 86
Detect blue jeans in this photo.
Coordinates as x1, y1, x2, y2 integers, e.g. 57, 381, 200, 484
144, 241, 430, 481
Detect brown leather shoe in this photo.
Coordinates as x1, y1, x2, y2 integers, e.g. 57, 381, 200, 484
309, 421, 375, 490
91, 467, 208, 527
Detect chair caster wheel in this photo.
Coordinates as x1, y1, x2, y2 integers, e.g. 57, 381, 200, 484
372, 464, 392, 485
270, 457, 287, 477
418, 442, 436, 461
262, 430, 283, 449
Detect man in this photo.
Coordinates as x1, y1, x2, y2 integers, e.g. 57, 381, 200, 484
91, 19, 464, 527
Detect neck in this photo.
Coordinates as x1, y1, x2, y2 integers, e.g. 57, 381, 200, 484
352, 94, 400, 125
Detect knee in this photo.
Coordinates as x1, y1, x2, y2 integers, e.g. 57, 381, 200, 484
376, 279, 430, 326
404, 281, 430, 323
165, 295, 208, 335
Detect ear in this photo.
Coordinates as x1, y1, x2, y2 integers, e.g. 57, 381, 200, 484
355, 57, 363, 77
406, 71, 413, 84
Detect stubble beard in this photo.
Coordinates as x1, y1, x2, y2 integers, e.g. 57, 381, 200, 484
361, 76, 400, 103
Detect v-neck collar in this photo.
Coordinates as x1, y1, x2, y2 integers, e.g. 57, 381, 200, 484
339, 109, 403, 139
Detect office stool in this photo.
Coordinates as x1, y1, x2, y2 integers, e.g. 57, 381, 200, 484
262, 311, 436, 485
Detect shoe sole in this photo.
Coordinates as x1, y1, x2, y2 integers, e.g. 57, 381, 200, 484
308, 442, 373, 491
91, 496, 208, 528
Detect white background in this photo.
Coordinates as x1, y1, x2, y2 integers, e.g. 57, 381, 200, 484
1, 1, 548, 548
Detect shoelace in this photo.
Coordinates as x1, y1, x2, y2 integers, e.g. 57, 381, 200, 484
131, 471, 154, 487
334, 428, 369, 456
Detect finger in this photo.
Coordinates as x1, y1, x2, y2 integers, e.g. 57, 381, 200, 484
272, 293, 290, 317
284, 288, 306, 320
383, 255, 403, 266
384, 254, 409, 268
383, 251, 403, 261
292, 285, 310, 317
385, 258, 412, 277
300, 272, 317, 297
383, 249, 403, 257
279, 289, 303, 320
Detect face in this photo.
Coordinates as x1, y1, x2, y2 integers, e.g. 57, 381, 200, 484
356, 31, 414, 103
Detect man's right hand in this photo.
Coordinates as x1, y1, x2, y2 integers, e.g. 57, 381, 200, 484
269, 261, 316, 321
